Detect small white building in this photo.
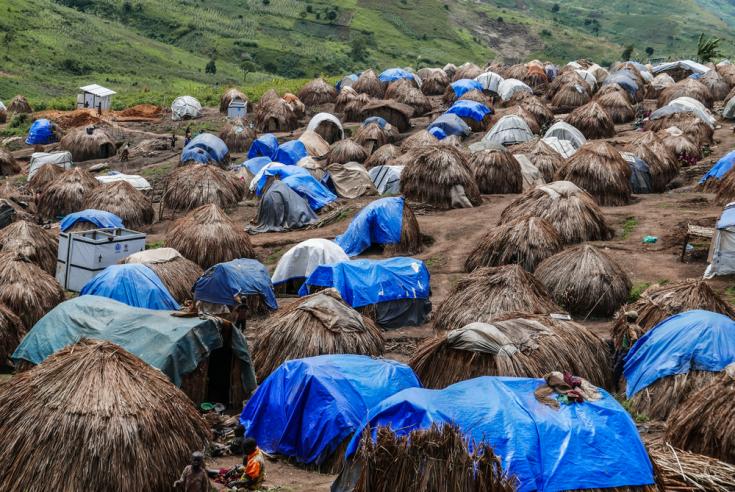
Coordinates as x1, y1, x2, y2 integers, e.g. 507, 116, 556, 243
227, 96, 248, 119
77, 84, 116, 111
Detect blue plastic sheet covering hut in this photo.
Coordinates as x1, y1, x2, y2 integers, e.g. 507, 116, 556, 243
427, 113, 471, 138
624, 310, 735, 398
275, 139, 308, 165
241, 156, 272, 177
25, 119, 57, 145
446, 100, 492, 123
248, 180, 317, 233
300, 257, 431, 328
282, 174, 337, 211
621, 152, 652, 193
343, 376, 656, 492
603, 71, 639, 99
449, 79, 483, 98
379, 68, 417, 84
251, 163, 311, 195
336, 74, 359, 91
427, 126, 447, 140
363, 116, 388, 128
240, 355, 420, 467
335, 197, 404, 256
247, 133, 279, 160
11, 295, 252, 388
181, 133, 230, 165
80, 264, 180, 310
60, 209, 123, 232
194, 258, 278, 311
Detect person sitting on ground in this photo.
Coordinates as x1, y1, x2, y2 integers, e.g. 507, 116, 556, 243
174, 451, 210, 492
226, 438, 265, 490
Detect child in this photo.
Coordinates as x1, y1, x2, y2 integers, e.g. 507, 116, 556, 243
227, 438, 265, 490
173, 451, 210, 492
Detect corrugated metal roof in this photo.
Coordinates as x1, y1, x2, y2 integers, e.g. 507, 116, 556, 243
79, 84, 116, 97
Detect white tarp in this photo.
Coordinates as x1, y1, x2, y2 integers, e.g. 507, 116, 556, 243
723, 97, 735, 119
369, 165, 403, 195
28, 151, 73, 179
652, 60, 710, 76
515, 154, 546, 191
542, 136, 577, 159
574, 69, 597, 89
306, 113, 344, 140
705, 204, 735, 278
475, 71, 504, 93
171, 95, 202, 120
482, 115, 534, 146
544, 122, 586, 150
123, 247, 181, 264
96, 173, 152, 191
271, 238, 350, 285
498, 78, 533, 101
650, 96, 716, 127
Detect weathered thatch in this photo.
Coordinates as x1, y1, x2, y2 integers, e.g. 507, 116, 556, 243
0, 148, 20, 176
354, 123, 394, 155
594, 82, 630, 101
648, 442, 735, 491
520, 96, 554, 128
433, 265, 561, 332
298, 78, 338, 106
7, 95, 32, 114
219, 88, 248, 113
386, 80, 432, 116
658, 78, 713, 108
343, 93, 373, 122
700, 71, 729, 101
457, 89, 492, 106
334, 86, 359, 113
465, 215, 563, 272
0, 339, 211, 492
255, 98, 298, 133
0, 221, 58, 275
353, 69, 385, 98
715, 168, 735, 205
469, 147, 523, 194
0, 252, 64, 330
400, 144, 481, 209
611, 280, 735, 353
361, 100, 413, 132
386, 201, 422, 256
399, 129, 439, 152
535, 245, 631, 318
252, 289, 384, 380
0, 303, 24, 365
648, 114, 713, 148
219, 119, 256, 153
37, 167, 99, 219
656, 127, 702, 162
718, 63, 735, 86
551, 83, 591, 113
556, 141, 632, 206
348, 424, 516, 492
283, 92, 306, 119
628, 370, 721, 421
625, 133, 679, 192
122, 248, 203, 304
327, 139, 369, 165
58, 126, 116, 162
595, 91, 635, 124
162, 165, 244, 212
411, 312, 611, 389
499, 181, 614, 244
565, 101, 616, 139
364, 144, 401, 169
523, 66, 550, 94
259, 88, 281, 106
547, 71, 590, 98
165, 204, 255, 269
28, 164, 63, 193
84, 181, 154, 229
452, 62, 483, 82
521, 140, 564, 182
420, 69, 450, 95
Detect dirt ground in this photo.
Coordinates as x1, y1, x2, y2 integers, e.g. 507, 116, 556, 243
2, 93, 734, 491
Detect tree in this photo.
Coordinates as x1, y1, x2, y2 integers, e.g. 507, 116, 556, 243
205, 58, 217, 75
645, 46, 655, 57
350, 35, 368, 61
551, 3, 559, 12
697, 33, 722, 63
621, 44, 635, 61
326, 9, 337, 21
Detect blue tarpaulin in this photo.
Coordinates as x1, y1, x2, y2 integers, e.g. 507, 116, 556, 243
242, 156, 272, 177
446, 100, 493, 122
275, 139, 308, 165
700, 150, 735, 185
603, 71, 639, 98
80, 264, 179, 310
335, 197, 404, 256
247, 133, 279, 160
26, 119, 57, 145
60, 209, 123, 232
281, 174, 337, 211
336, 74, 358, 91
363, 116, 388, 128
379, 68, 416, 84
11, 295, 251, 387
252, 163, 311, 195
193, 258, 278, 311
181, 133, 229, 164
300, 257, 430, 307
449, 79, 483, 98
240, 355, 420, 466
427, 126, 447, 139
346, 376, 656, 492
427, 113, 472, 138
624, 310, 735, 397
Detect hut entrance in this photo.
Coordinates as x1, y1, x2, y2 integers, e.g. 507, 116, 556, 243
207, 344, 233, 405
98, 142, 116, 159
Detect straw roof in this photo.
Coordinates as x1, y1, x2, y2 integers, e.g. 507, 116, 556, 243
7, 95, 32, 114
453, 62, 483, 81
334, 86, 359, 113
701, 71, 729, 101
522, 66, 549, 94
252, 289, 384, 380
595, 91, 635, 124
386, 201, 422, 256
433, 265, 561, 332
656, 127, 702, 162
37, 167, 99, 219
468, 147, 523, 194
0, 339, 210, 492
625, 132, 679, 192
420, 69, 450, 95
385, 78, 432, 115
327, 138, 368, 164
219, 119, 256, 153
565, 101, 616, 139
353, 69, 385, 98
59, 126, 117, 162
219, 88, 248, 113
411, 312, 611, 389
0, 303, 23, 365
465, 215, 563, 272
522, 140, 564, 182
298, 78, 338, 106
648, 114, 713, 148
165, 204, 255, 269
354, 123, 396, 155
364, 144, 401, 169
628, 370, 721, 421
255, 98, 298, 132
547, 71, 590, 97
162, 164, 244, 212
343, 93, 373, 122
0, 221, 58, 275
535, 245, 631, 318
457, 89, 492, 106
556, 141, 632, 206
519, 96, 554, 128
648, 442, 735, 491
400, 144, 481, 209
595, 83, 630, 102
400, 129, 439, 152
505, 106, 540, 134
498, 181, 613, 244
83, 181, 154, 229
0, 252, 64, 330
658, 78, 713, 108
361, 100, 413, 132
0, 148, 20, 176
121, 248, 204, 304
715, 169, 735, 204
551, 83, 591, 113
28, 164, 64, 193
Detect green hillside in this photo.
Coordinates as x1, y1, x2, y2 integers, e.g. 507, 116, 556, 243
1, 0, 733, 108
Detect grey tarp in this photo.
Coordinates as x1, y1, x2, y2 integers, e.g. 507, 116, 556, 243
298, 289, 367, 333
325, 162, 378, 199
621, 152, 653, 194
446, 319, 551, 355
369, 165, 403, 195
248, 180, 317, 233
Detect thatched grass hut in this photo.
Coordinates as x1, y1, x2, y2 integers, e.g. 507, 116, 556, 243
364, 144, 401, 169
0, 148, 20, 176
595, 91, 635, 124
28, 163, 64, 192
468, 147, 523, 194
219, 119, 256, 153
400, 144, 481, 209
519, 96, 554, 128
353, 69, 385, 98
649, 443, 735, 490
283, 92, 306, 119
648, 114, 713, 148
7, 95, 32, 114
84, 181, 154, 229
433, 265, 561, 332
556, 141, 632, 206
165, 204, 255, 269
0, 221, 57, 275
298, 78, 338, 106
354, 123, 396, 155
255, 98, 298, 133
521, 140, 564, 182
0, 252, 64, 329
452, 62, 482, 81
334, 86, 359, 113
0, 303, 23, 365
219, 88, 248, 113
37, 167, 99, 219
658, 78, 713, 108
505, 106, 540, 134
656, 127, 702, 163
565, 101, 616, 139
162, 164, 244, 212
411, 312, 611, 389
523, 65, 550, 94
343, 93, 373, 122
535, 245, 631, 318
547, 71, 590, 97
399, 129, 439, 152
465, 215, 563, 272
59, 126, 116, 162
594, 82, 630, 101
361, 100, 413, 132
327, 138, 368, 165
420, 68, 450, 95
715, 169, 735, 204
121, 248, 203, 304
624, 133, 679, 192
0, 339, 210, 492
551, 83, 591, 113
499, 181, 614, 244
458, 89, 492, 106
385, 79, 432, 115
700, 70, 729, 101
252, 289, 384, 380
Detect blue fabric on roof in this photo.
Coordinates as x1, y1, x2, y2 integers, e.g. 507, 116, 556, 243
281, 174, 337, 211
275, 140, 308, 165
450, 79, 483, 98
247, 133, 279, 160
427, 126, 447, 140
193, 258, 278, 311
181, 133, 229, 164
427, 113, 472, 138
242, 156, 272, 177
335, 197, 404, 256
240, 355, 420, 466
300, 257, 430, 307
253, 163, 311, 195
336, 74, 358, 91
379, 68, 416, 83
363, 116, 388, 128
700, 150, 735, 185
80, 264, 179, 310
717, 204, 735, 228
180, 146, 211, 164
446, 100, 492, 121
624, 310, 735, 397
346, 376, 656, 492
25, 119, 57, 145
604, 71, 639, 97
60, 209, 123, 232
689, 72, 704, 80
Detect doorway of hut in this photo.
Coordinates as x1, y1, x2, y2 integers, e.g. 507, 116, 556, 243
206, 325, 234, 406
